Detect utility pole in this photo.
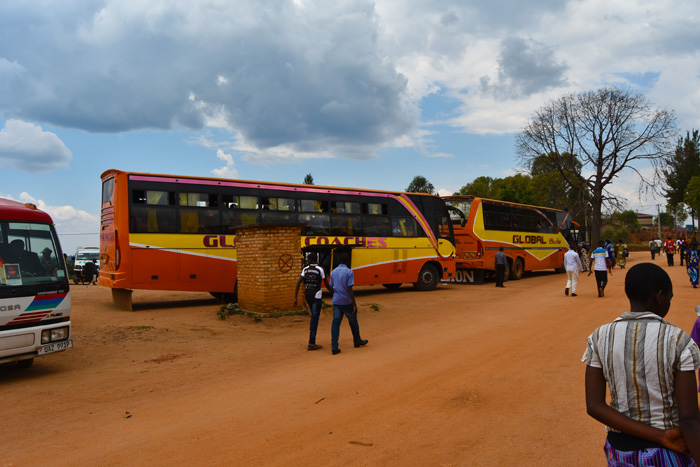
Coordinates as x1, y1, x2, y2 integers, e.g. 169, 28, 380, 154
657, 204, 662, 240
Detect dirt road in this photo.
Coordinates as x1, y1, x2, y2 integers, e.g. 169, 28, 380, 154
3, 252, 700, 466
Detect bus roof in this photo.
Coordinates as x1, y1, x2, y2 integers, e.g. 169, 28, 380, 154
101, 169, 442, 199
0, 198, 53, 223
442, 195, 569, 214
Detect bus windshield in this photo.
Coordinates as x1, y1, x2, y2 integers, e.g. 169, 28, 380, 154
445, 199, 472, 224
0, 221, 67, 287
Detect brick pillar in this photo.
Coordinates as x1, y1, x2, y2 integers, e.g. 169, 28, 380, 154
236, 224, 302, 313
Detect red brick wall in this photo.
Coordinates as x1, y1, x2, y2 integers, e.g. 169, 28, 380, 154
236, 225, 302, 313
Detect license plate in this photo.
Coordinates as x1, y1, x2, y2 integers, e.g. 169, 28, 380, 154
37, 340, 73, 355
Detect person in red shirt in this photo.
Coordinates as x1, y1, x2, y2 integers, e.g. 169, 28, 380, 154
665, 237, 676, 266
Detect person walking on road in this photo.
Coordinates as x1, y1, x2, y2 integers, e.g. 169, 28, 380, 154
564, 247, 583, 297
329, 253, 367, 355
650, 238, 657, 260
589, 240, 611, 297
665, 236, 676, 266
294, 252, 333, 351
615, 239, 628, 269
494, 246, 507, 288
687, 242, 699, 289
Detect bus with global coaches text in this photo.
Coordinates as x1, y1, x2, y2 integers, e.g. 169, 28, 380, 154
442, 195, 581, 284
98, 170, 457, 308
0, 198, 72, 369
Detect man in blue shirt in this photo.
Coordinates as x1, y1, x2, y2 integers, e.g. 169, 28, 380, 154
330, 252, 368, 355
494, 246, 507, 287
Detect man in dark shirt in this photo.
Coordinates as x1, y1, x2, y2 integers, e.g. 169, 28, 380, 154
494, 246, 507, 288
294, 252, 332, 351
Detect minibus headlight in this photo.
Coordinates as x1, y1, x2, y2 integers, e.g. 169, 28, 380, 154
51, 328, 68, 341
41, 327, 69, 343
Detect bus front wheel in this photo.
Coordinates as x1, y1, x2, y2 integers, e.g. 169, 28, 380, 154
509, 258, 524, 280
414, 264, 439, 291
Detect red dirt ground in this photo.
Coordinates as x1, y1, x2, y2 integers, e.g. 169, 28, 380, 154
3, 251, 700, 466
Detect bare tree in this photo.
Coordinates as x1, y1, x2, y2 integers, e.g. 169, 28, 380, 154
516, 87, 677, 246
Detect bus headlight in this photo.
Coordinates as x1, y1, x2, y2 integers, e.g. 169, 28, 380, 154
41, 327, 69, 343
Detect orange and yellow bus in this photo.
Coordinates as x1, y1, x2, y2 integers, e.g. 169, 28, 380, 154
98, 170, 456, 307
442, 196, 580, 283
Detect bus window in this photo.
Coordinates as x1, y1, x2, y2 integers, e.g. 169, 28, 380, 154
438, 212, 452, 238
179, 193, 218, 208
179, 208, 220, 233
132, 190, 176, 206
300, 200, 328, 212
299, 213, 330, 235
130, 205, 177, 233
365, 203, 388, 215
331, 215, 361, 236
331, 201, 360, 214
391, 217, 417, 237
102, 177, 114, 206
363, 216, 391, 236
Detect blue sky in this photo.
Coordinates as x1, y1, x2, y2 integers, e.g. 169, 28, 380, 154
1, 0, 699, 254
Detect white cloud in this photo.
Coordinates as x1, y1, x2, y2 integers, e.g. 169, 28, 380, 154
211, 149, 238, 178
0, 191, 99, 254
0, 119, 72, 172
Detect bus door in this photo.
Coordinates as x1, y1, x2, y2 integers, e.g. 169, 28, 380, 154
447, 205, 483, 268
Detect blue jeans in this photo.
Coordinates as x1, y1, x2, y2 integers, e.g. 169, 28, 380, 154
331, 304, 362, 351
307, 297, 322, 345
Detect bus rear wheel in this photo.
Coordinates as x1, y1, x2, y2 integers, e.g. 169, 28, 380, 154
414, 264, 439, 291
509, 258, 524, 280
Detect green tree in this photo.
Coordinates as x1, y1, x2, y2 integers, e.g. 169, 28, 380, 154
496, 174, 535, 204
516, 87, 677, 247
667, 203, 688, 230
303, 173, 314, 185
456, 176, 496, 198
654, 212, 675, 228
406, 176, 435, 194
685, 176, 700, 224
663, 130, 700, 207
614, 210, 641, 230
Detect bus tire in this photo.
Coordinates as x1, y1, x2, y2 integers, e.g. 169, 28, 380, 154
73, 275, 80, 285
414, 264, 439, 291
382, 283, 402, 290
17, 358, 34, 369
509, 258, 524, 280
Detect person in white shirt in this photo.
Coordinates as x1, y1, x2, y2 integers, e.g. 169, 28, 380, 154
563, 247, 584, 296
